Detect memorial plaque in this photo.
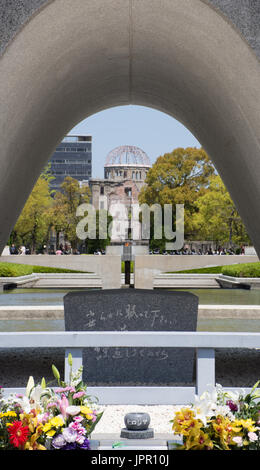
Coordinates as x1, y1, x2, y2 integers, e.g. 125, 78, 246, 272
64, 289, 198, 385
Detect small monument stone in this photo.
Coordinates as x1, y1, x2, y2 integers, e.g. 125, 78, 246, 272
64, 289, 198, 386
121, 412, 154, 439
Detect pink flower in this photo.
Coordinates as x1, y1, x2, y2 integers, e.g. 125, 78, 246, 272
47, 402, 58, 409
59, 394, 69, 419
73, 391, 85, 400
73, 416, 84, 423
56, 386, 75, 394
38, 412, 50, 424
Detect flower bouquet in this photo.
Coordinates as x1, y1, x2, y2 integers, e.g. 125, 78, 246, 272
0, 354, 103, 450
171, 382, 260, 450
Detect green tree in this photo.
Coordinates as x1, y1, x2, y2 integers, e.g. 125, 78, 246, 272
48, 177, 91, 252
12, 175, 52, 253
138, 147, 215, 249
46, 191, 68, 250
84, 209, 113, 253
194, 174, 251, 248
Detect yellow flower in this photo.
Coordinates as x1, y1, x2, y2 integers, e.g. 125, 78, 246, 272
185, 428, 213, 450
20, 411, 39, 433
234, 419, 257, 433
49, 416, 64, 428
45, 429, 56, 437
42, 422, 52, 433
42, 416, 64, 436
24, 424, 46, 450
80, 406, 93, 419
172, 408, 202, 437
0, 411, 17, 419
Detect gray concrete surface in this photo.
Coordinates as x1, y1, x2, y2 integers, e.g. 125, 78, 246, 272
135, 255, 259, 289
1, 304, 260, 320
0, 255, 121, 289
1, 346, 260, 390
0, 1, 260, 257
1, 1, 260, 59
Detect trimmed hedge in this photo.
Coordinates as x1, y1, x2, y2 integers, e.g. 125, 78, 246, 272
221, 262, 260, 278
0, 262, 88, 277
0, 262, 33, 277
167, 262, 260, 277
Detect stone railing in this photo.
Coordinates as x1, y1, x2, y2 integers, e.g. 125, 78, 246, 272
1, 331, 260, 404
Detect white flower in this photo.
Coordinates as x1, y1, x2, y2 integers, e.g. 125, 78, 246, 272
30, 385, 44, 407
26, 376, 35, 398
232, 436, 243, 447
10, 395, 32, 414
66, 405, 81, 416
248, 432, 258, 442
213, 404, 234, 420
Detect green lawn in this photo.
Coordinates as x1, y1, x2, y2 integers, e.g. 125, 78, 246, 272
166, 262, 260, 277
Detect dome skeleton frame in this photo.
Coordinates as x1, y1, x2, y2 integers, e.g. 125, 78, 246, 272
105, 145, 151, 167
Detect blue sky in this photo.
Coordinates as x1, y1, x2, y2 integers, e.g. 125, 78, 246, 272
71, 105, 201, 178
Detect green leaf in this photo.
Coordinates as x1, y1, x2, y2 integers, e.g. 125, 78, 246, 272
41, 377, 46, 389
67, 353, 73, 367
52, 364, 60, 384
87, 411, 104, 436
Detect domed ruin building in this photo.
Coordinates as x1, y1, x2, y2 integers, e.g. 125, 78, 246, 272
90, 145, 151, 213
89, 146, 151, 245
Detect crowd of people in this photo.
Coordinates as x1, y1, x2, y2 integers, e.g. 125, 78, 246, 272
9, 243, 246, 256
149, 245, 246, 255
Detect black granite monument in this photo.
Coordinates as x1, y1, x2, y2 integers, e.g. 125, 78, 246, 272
64, 289, 198, 386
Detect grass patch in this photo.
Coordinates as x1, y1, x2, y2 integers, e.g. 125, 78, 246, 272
32, 266, 87, 274
166, 266, 223, 274
0, 262, 88, 277
121, 261, 134, 273
166, 262, 260, 277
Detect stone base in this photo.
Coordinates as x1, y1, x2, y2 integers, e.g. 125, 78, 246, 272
120, 428, 154, 439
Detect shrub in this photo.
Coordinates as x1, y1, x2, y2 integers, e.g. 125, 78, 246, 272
0, 262, 33, 277
221, 262, 260, 278
0, 262, 89, 277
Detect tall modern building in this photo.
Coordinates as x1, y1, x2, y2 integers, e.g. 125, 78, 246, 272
49, 135, 92, 192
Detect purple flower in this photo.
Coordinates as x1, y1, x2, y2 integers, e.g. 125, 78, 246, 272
80, 438, 91, 450
58, 437, 91, 450
226, 400, 238, 412
63, 442, 78, 450
51, 434, 66, 449
62, 427, 78, 443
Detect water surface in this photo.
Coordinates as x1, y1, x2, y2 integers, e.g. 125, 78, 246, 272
0, 287, 260, 332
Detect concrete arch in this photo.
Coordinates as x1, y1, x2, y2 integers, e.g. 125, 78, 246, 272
0, 0, 259, 254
